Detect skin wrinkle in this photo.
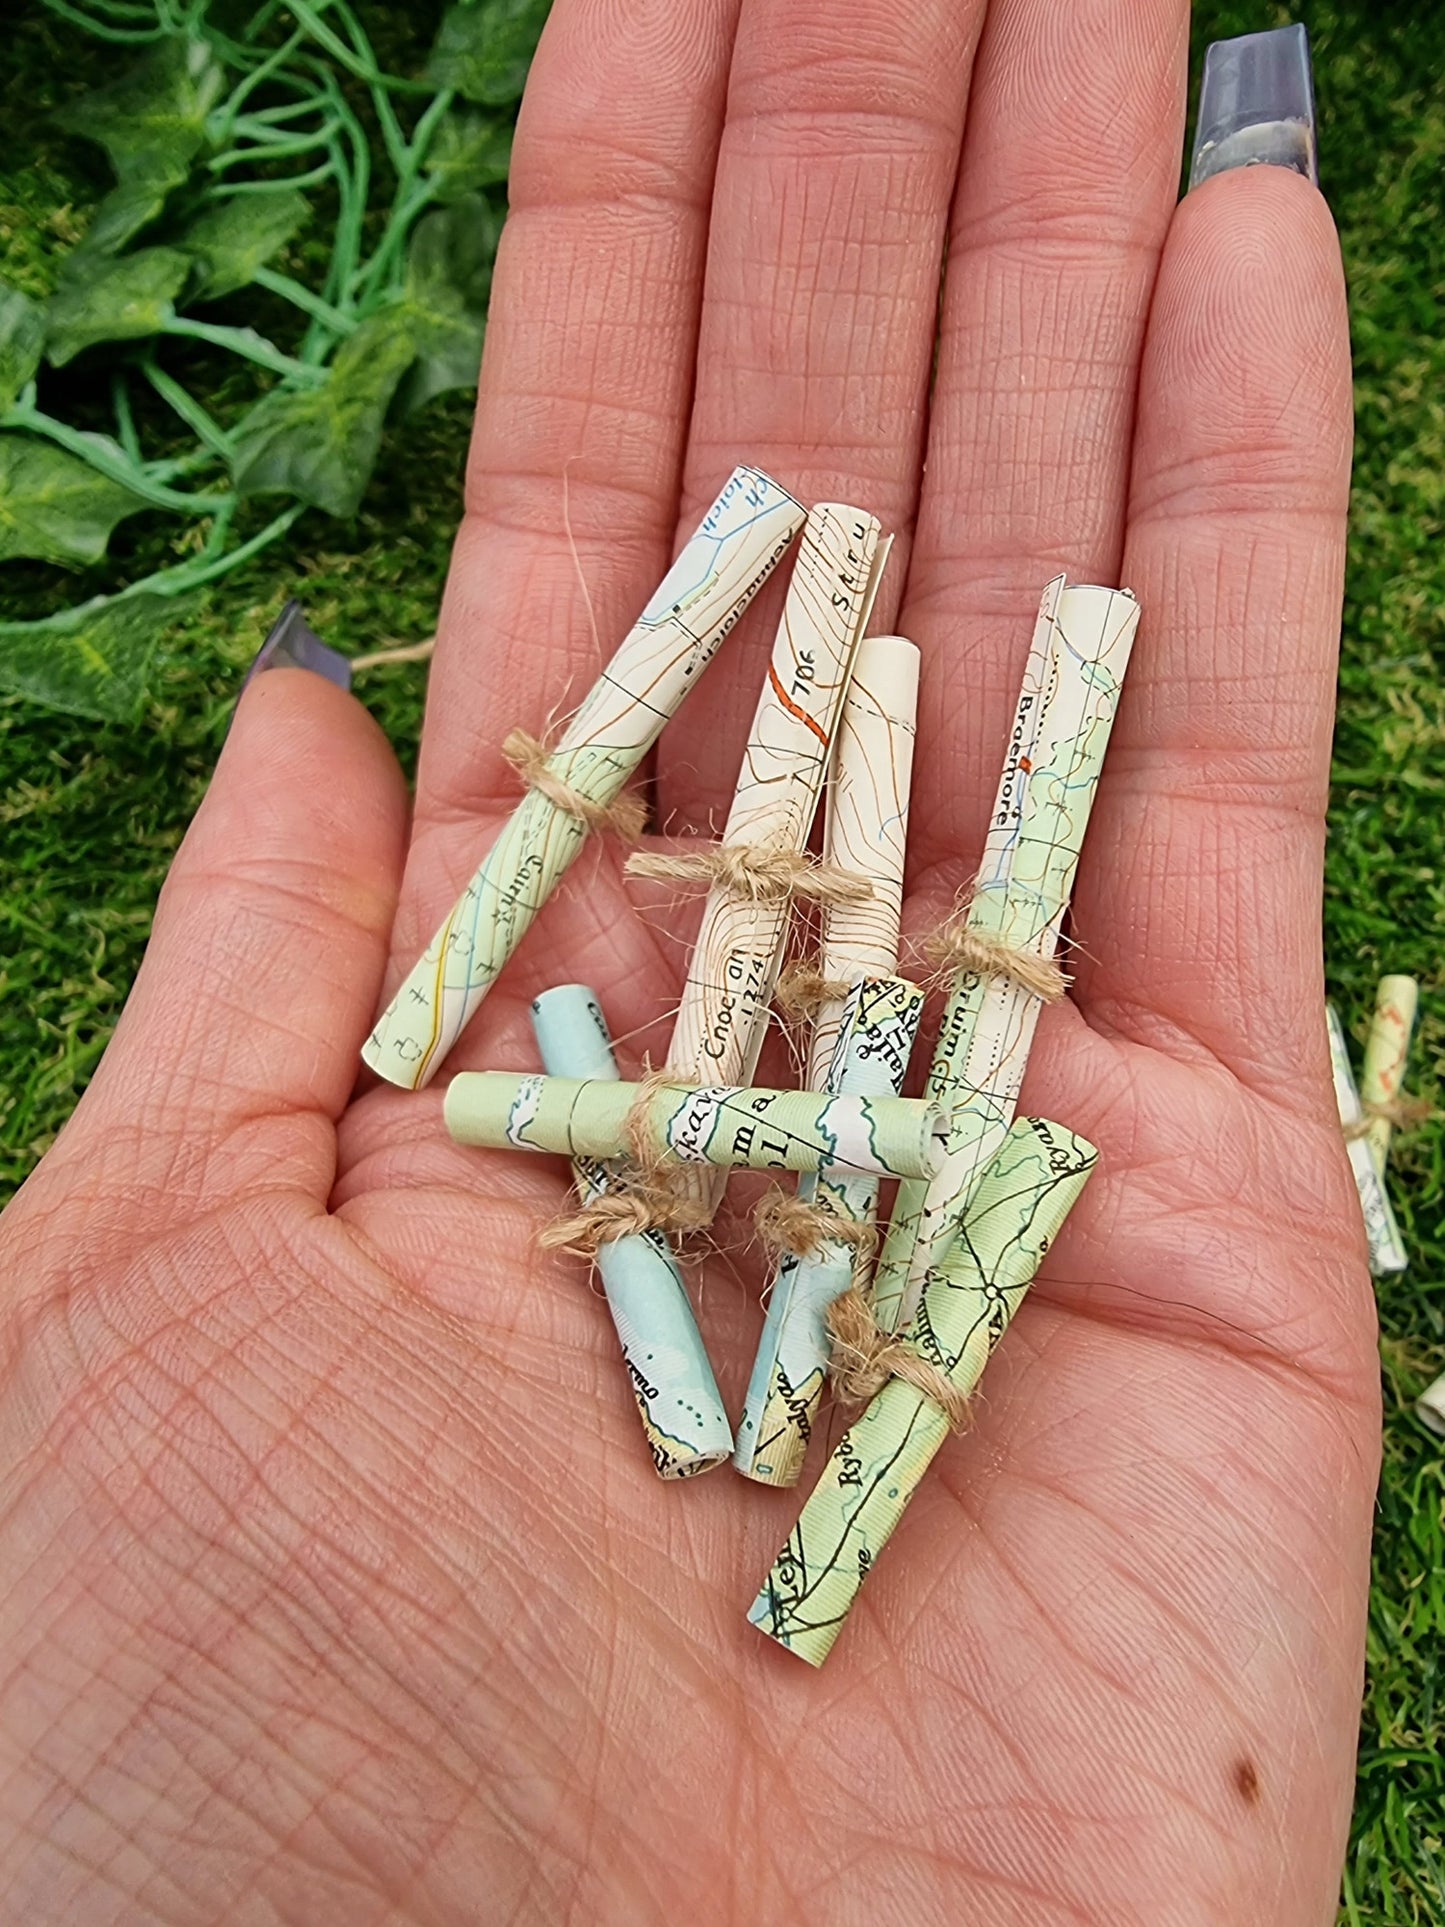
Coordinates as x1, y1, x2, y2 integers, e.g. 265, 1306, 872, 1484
106, 1044, 339, 1194
81, 1410, 524, 1919
1077, 903, 1324, 1077
168, 854, 395, 938
890, 1626, 1249, 1912
55, 1318, 493, 1680
463, 459, 686, 530
508, 175, 715, 222
1132, 476, 1349, 529
506, 54, 733, 213
16, 1621, 270, 1916
1031, 1263, 1368, 1413
257, 1721, 481, 1917
844, 1739, 1136, 1923
1038, 1498, 1303, 1752
24, 1264, 566, 1880
981, 1380, 1368, 1677
126, 1706, 366, 1923
727, 0, 974, 101
1085, 1067, 1351, 1258
931, 1490, 1223, 1756
724, 97, 971, 152
6, 1615, 182, 1851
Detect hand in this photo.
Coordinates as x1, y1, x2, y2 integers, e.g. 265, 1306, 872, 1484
0, 2, 1374, 1919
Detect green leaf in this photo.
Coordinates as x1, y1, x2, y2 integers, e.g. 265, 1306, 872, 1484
232, 313, 416, 518
45, 248, 191, 366
0, 283, 45, 414
180, 191, 310, 299
426, 0, 552, 107
425, 108, 513, 200
71, 179, 177, 263
56, 36, 227, 188
394, 197, 494, 416
409, 194, 496, 313
0, 435, 148, 569
0, 590, 173, 719
396, 308, 484, 418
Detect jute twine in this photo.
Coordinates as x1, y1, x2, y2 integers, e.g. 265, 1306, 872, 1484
752, 1193, 967, 1427
924, 918, 1068, 1003
503, 728, 647, 839
626, 844, 872, 906
539, 1180, 711, 1255
1343, 1094, 1435, 1141
809, 901, 1062, 1422
772, 960, 852, 1019
538, 1068, 709, 1254
753, 1186, 878, 1261
826, 1285, 971, 1431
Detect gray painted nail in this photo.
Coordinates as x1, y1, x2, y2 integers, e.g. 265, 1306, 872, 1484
243, 599, 353, 693
1190, 23, 1317, 192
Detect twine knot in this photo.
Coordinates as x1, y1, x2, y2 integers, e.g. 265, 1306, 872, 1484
754, 1186, 878, 1261
924, 918, 1068, 1003
1342, 1093, 1435, 1141
503, 728, 648, 839
626, 844, 872, 905
539, 1067, 704, 1251
538, 1179, 711, 1255
772, 960, 853, 1019
825, 1285, 972, 1431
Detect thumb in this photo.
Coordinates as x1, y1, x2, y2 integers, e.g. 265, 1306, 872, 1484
50, 662, 408, 1205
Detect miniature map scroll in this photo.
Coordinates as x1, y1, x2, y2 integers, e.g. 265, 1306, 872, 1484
1327, 1001, 1407, 1275
1360, 974, 1419, 1178
734, 976, 923, 1486
660, 504, 884, 1213
871, 580, 1140, 1333
444, 1071, 945, 1180
733, 637, 921, 1486
805, 634, 919, 1086
363, 465, 806, 1090
530, 985, 732, 1481
750, 1117, 1096, 1666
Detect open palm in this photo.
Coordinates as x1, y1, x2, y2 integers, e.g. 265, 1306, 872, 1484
0, 0, 1378, 1920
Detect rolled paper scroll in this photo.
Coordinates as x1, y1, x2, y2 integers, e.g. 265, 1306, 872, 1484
362, 465, 807, 1090
750, 1117, 1097, 1667
1416, 1373, 1445, 1438
1326, 1001, 1407, 1276
1360, 974, 1420, 1179
530, 985, 732, 1480
870, 579, 1140, 1334
805, 633, 920, 1087
444, 1072, 947, 1181
734, 975, 924, 1486
656, 503, 886, 1213
733, 640, 921, 1486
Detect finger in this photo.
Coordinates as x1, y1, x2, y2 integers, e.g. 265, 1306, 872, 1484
656, 0, 987, 830
394, 0, 742, 966
899, 0, 1189, 903
42, 670, 407, 1203
1069, 167, 1352, 1089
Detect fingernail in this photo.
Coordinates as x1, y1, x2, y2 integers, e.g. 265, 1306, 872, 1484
243, 600, 353, 692
1189, 23, 1318, 192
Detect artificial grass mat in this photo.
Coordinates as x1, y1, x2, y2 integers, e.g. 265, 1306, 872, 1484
1, 3, 1441, 1918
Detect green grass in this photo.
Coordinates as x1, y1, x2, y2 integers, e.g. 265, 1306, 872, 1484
2, 3, 1442, 1917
